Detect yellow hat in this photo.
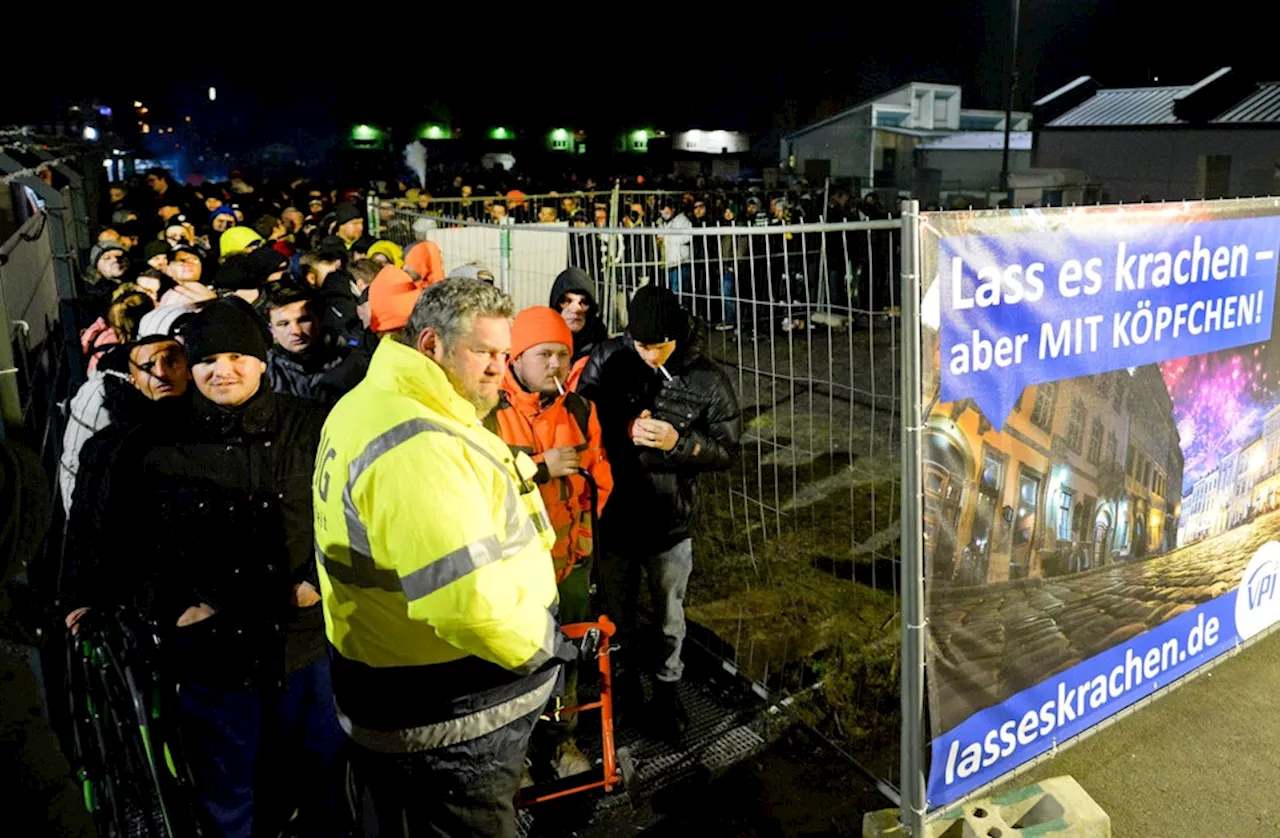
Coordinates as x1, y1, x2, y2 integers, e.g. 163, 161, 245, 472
219, 226, 265, 261
366, 240, 404, 268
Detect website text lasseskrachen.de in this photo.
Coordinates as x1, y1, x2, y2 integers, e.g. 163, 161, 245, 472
941, 612, 1222, 788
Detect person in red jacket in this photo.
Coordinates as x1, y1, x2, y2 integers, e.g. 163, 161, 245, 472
486, 306, 613, 782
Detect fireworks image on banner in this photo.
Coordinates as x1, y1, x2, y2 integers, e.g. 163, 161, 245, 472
1161, 343, 1272, 490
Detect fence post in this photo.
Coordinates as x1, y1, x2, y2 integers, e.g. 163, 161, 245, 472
367, 192, 380, 239
898, 199, 927, 837
606, 182, 622, 331
499, 219, 511, 293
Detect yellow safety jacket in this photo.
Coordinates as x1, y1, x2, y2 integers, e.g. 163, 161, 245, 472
312, 338, 566, 754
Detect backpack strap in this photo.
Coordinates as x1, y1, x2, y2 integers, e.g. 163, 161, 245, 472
564, 392, 592, 446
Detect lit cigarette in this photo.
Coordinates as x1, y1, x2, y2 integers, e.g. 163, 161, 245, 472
555, 377, 566, 395
658, 365, 673, 381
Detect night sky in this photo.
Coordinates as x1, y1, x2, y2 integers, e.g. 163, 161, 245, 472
1162, 348, 1272, 491
6, 2, 1274, 148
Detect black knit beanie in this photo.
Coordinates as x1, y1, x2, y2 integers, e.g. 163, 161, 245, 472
180, 298, 268, 363
213, 253, 259, 291
628, 284, 687, 344
247, 246, 288, 278
333, 202, 364, 226
143, 240, 170, 262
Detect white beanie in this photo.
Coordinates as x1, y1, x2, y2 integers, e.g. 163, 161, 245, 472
138, 304, 196, 338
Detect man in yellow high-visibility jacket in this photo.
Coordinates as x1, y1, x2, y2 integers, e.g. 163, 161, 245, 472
312, 277, 575, 837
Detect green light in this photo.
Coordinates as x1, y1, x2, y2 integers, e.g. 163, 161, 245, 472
351, 124, 381, 141
489, 126, 510, 140
416, 123, 451, 140
552, 128, 569, 140
633, 129, 648, 141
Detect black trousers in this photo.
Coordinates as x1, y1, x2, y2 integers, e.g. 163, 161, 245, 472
357, 709, 538, 838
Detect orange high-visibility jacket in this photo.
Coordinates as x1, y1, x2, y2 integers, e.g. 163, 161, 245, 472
404, 240, 446, 285
490, 368, 613, 582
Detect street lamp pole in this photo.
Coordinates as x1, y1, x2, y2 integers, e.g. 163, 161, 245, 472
999, 0, 1021, 198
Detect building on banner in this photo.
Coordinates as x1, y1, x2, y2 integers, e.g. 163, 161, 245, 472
1178, 399, 1280, 547
925, 366, 1182, 586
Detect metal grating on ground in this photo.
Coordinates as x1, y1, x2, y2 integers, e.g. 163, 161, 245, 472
517, 637, 772, 835
609, 677, 765, 800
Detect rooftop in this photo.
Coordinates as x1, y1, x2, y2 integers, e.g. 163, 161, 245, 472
785, 81, 1029, 138
1213, 82, 1280, 123
1042, 69, 1280, 129
1047, 87, 1187, 127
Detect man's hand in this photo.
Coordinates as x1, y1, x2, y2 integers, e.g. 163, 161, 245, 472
291, 582, 321, 608
632, 410, 679, 452
176, 603, 216, 627
628, 409, 652, 443
65, 607, 91, 636
159, 281, 216, 307
543, 446, 582, 478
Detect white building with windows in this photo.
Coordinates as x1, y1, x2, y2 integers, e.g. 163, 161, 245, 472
672, 130, 750, 155
781, 82, 1031, 198
1033, 67, 1280, 203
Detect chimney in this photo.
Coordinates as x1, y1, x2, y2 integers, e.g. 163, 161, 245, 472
1173, 67, 1255, 122
1033, 76, 1100, 127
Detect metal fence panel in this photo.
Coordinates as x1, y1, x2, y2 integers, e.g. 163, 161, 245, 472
386, 206, 909, 789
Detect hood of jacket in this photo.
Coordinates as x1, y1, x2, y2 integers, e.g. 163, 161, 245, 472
549, 267, 595, 309
364, 338, 485, 427
550, 267, 609, 358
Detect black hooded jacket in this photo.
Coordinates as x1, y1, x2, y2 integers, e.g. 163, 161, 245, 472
319, 269, 362, 347
549, 267, 609, 363
267, 342, 348, 404
578, 318, 741, 555
70, 385, 326, 686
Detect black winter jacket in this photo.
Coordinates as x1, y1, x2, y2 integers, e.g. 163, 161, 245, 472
267, 343, 348, 404
549, 267, 609, 363
319, 269, 362, 347
72, 387, 326, 687
314, 327, 376, 405
578, 318, 741, 555
62, 384, 192, 603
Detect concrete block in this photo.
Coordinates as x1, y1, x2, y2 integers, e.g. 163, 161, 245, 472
863, 776, 1110, 838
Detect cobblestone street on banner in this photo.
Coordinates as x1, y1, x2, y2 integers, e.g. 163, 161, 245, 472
930, 509, 1280, 727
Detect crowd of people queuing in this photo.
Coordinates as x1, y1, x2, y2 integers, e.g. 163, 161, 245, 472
34, 164, 742, 838
385, 169, 900, 336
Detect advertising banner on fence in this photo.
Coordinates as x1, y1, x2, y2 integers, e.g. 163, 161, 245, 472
920, 198, 1280, 810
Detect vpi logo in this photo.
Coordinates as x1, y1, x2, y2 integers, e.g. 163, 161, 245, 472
1236, 541, 1280, 640
1247, 560, 1280, 610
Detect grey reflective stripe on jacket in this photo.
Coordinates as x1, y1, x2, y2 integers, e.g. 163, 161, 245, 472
511, 611, 563, 675
336, 667, 557, 753
320, 417, 548, 596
